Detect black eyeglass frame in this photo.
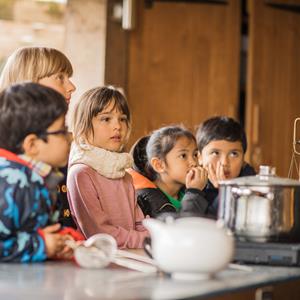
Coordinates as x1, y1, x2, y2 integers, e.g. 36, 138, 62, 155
44, 129, 70, 136
37, 128, 70, 142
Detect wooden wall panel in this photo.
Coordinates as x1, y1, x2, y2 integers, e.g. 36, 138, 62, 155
246, 0, 300, 176
105, 0, 128, 90
126, 0, 241, 145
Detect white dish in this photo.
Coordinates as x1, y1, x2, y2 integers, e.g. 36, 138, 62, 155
143, 217, 234, 278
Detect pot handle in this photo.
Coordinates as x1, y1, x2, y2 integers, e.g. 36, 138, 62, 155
231, 187, 252, 196
231, 187, 274, 200
143, 236, 153, 258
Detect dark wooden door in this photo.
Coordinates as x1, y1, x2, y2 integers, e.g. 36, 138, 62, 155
245, 0, 300, 176
106, 0, 241, 146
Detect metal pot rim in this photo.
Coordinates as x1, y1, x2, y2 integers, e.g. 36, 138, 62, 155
219, 175, 300, 187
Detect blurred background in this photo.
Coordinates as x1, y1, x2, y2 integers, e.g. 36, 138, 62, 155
0, 0, 300, 177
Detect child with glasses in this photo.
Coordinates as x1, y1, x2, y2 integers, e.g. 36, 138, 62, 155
67, 86, 149, 248
0, 46, 77, 228
0, 82, 82, 262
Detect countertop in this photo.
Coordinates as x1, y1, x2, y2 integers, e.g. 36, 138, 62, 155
1, 259, 300, 300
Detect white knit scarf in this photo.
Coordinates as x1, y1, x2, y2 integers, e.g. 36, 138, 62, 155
69, 141, 133, 179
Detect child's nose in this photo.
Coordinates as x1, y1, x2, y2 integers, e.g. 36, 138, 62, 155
113, 119, 122, 130
220, 155, 229, 166
67, 79, 76, 93
189, 157, 198, 167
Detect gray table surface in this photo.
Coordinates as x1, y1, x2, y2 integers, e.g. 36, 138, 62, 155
1, 261, 300, 300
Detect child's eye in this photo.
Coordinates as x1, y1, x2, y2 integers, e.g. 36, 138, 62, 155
193, 152, 198, 158
100, 117, 110, 122
179, 153, 187, 159
120, 116, 128, 122
210, 151, 219, 156
230, 151, 240, 157
56, 74, 65, 83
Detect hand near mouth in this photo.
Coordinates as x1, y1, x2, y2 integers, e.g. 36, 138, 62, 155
207, 162, 227, 188
185, 166, 208, 190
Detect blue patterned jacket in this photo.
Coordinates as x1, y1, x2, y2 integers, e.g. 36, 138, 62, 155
0, 149, 51, 262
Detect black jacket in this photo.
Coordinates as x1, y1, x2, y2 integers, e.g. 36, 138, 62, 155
137, 187, 209, 218
57, 166, 77, 228
128, 169, 209, 218
181, 163, 256, 218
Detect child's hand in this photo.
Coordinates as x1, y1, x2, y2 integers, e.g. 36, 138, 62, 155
55, 234, 74, 260
186, 166, 208, 190
41, 223, 68, 258
207, 162, 226, 188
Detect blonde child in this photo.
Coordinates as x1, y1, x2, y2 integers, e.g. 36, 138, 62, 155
128, 126, 209, 218
67, 86, 149, 248
0, 82, 77, 262
0, 46, 76, 227
0, 46, 76, 102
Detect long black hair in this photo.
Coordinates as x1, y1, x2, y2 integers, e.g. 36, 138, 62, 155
146, 125, 196, 180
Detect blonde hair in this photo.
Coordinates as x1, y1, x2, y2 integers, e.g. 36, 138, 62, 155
0, 47, 73, 91
71, 86, 131, 146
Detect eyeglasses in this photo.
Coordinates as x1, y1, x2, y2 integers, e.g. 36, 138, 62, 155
37, 128, 71, 142
44, 128, 70, 137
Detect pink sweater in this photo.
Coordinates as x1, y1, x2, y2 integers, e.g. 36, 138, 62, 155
67, 163, 149, 248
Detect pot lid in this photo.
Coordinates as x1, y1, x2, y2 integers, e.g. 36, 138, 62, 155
219, 165, 300, 187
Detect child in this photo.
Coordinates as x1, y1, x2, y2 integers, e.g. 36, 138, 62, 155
0, 46, 76, 228
128, 135, 178, 217
182, 116, 256, 217
0, 46, 76, 102
128, 126, 209, 218
67, 86, 149, 249
0, 82, 78, 262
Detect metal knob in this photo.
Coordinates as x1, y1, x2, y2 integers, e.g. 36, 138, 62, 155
259, 165, 276, 176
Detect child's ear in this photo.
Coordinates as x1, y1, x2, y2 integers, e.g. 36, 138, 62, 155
150, 157, 165, 174
22, 134, 40, 157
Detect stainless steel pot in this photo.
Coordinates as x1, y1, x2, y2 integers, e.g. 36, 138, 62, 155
218, 166, 300, 243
